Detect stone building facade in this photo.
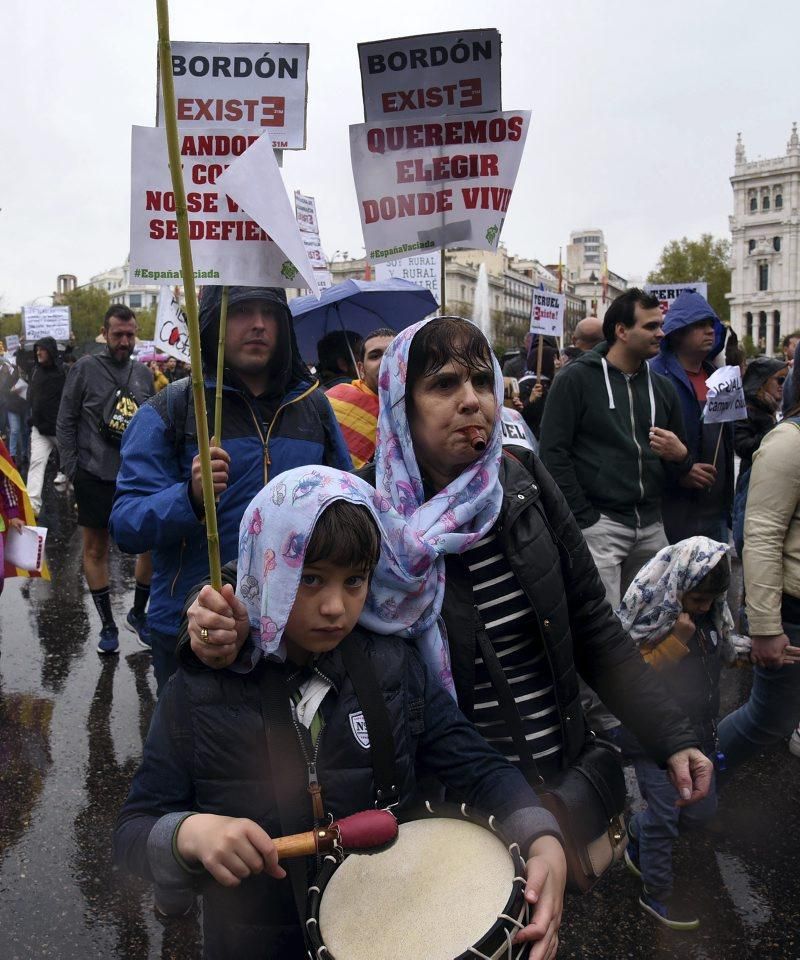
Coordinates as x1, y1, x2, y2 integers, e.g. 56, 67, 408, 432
728, 125, 800, 354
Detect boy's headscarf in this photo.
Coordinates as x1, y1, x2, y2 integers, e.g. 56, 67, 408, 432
359, 317, 505, 695
616, 536, 737, 663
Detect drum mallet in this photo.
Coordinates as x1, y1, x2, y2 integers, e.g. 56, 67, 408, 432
273, 809, 398, 860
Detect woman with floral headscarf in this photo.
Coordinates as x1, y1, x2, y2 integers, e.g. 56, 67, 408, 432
184, 318, 713, 809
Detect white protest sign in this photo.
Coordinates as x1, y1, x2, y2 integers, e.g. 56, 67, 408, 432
702, 365, 747, 423
130, 126, 313, 289
134, 339, 156, 356
5, 335, 20, 355
358, 30, 501, 122
154, 287, 190, 363
375, 251, 441, 306
350, 110, 530, 263
529, 290, 565, 337
23, 306, 71, 341
294, 191, 320, 234
158, 42, 309, 149
216, 133, 319, 297
501, 407, 537, 453
644, 282, 709, 316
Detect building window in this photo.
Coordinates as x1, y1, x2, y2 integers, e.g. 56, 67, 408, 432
745, 312, 753, 340
748, 239, 756, 253
762, 194, 770, 211
773, 236, 781, 252
758, 311, 767, 347
758, 263, 769, 291
775, 193, 783, 209
129, 293, 142, 308
774, 310, 781, 344
750, 195, 758, 212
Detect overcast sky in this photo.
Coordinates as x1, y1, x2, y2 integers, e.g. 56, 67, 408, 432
2, 0, 799, 310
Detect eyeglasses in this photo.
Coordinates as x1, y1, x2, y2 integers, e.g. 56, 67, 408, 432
776, 377, 786, 385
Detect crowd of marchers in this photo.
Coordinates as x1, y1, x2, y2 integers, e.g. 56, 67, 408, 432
0, 287, 798, 957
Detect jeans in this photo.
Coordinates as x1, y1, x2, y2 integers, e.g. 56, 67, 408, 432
150, 628, 179, 697
27, 426, 57, 513
7, 411, 28, 464
631, 752, 718, 899
718, 620, 800, 767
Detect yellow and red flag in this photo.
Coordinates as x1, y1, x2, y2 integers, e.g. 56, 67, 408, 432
0, 438, 50, 581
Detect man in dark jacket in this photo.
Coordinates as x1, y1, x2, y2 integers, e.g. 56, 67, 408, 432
650, 291, 733, 544
540, 288, 691, 610
58, 305, 155, 656
110, 286, 352, 693
27, 336, 66, 513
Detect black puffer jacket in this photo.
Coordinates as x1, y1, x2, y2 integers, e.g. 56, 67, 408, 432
29, 337, 65, 436
735, 397, 776, 470
361, 449, 699, 767
116, 630, 555, 959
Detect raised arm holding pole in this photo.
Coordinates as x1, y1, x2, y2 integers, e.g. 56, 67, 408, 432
156, 0, 222, 590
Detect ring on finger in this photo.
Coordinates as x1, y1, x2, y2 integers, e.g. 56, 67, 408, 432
200, 627, 210, 643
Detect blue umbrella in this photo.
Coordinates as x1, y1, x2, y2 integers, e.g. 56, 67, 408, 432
289, 278, 438, 366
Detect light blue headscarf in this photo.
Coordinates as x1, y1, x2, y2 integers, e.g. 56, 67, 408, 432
359, 317, 505, 696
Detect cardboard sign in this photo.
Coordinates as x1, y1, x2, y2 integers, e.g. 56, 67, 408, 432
154, 287, 190, 363
375, 251, 441, 306
157, 41, 309, 149
5, 335, 20, 355
703, 365, 747, 423
294, 191, 320, 234
23, 306, 70, 341
644, 282, 709, 316
529, 290, 565, 337
350, 110, 530, 263
130, 126, 315, 290
358, 29, 501, 122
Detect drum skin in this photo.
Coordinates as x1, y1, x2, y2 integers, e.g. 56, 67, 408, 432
306, 805, 528, 960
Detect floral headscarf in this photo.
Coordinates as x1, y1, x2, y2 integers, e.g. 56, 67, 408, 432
359, 317, 505, 695
616, 537, 737, 664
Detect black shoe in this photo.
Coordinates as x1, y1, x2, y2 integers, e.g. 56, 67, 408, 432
639, 888, 699, 930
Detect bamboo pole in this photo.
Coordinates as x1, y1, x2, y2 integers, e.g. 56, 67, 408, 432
214, 286, 229, 443
711, 423, 724, 470
156, 0, 222, 590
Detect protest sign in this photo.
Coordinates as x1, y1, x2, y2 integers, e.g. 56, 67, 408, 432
702, 365, 747, 424
350, 110, 530, 263
358, 30, 501, 122
375, 251, 441, 306
529, 290, 565, 337
133, 339, 156, 356
154, 286, 190, 363
157, 41, 309, 149
501, 407, 536, 453
5, 335, 20, 355
644, 282, 709, 316
294, 191, 320, 234
130, 126, 315, 290
216, 133, 319, 296
23, 306, 70, 341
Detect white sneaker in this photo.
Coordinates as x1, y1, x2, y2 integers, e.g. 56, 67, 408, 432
789, 726, 800, 758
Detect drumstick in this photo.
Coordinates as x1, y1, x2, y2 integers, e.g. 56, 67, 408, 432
273, 809, 398, 860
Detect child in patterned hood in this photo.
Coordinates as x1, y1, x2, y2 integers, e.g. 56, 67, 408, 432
114, 465, 567, 960
615, 537, 755, 931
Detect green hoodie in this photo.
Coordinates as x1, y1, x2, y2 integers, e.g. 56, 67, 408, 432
540, 344, 688, 529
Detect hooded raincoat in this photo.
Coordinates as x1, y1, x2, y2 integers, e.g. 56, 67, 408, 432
649, 292, 733, 543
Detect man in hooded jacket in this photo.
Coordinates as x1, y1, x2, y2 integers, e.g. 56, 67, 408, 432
649, 292, 733, 544
27, 336, 66, 515
110, 286, 352, 693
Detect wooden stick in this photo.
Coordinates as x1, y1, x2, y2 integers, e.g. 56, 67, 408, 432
712, 423, 724, 470
274, 830, 325, 860
156, 0, 222, 591
535, 334, 544, 380
214, 285, 229, 444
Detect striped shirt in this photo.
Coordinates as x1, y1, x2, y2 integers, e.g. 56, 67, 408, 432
466, 532, 563, 770
325, 379, 379, 469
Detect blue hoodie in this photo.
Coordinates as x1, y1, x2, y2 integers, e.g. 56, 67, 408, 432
649, 291, 733, 541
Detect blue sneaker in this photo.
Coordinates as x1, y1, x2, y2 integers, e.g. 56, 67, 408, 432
639, 888, 699, 930
624, 822, 641, 878
97, 626, 120, 655
126, 609, 152, 649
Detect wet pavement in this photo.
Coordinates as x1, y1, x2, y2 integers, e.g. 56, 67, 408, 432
0, 482, 798, 959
